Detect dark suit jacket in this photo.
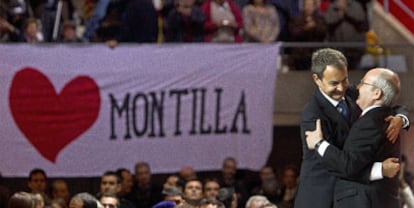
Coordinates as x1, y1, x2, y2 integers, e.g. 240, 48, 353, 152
322, 106, 400, 208
295, 87, 361, 208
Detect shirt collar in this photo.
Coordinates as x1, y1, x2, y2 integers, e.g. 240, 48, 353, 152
361, 105, 382, 116
319, 88, 344, 107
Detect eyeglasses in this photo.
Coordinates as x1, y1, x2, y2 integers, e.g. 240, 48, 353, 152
358, 81, 378, 88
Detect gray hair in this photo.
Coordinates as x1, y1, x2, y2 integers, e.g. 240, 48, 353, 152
311, 48, 348, 79
371, 69, 400, 106
245, 195, 270, 208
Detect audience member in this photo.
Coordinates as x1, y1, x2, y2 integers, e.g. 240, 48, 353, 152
50, 198, 68, 208
27, 169, 49, 205
179, 167, 198, 182
276, 165, 298, 208
324, 0, 368, 70
8, 192, 37, 208
251, 166, 276, 196
217, 187, 237, 208
218, 157, 248, 208
98, 171, 134, 208
199, 198, 224, 208
0, 15, 20, 42
99, 194, 120, 208
204, 179, 220, 200
242, 0, 279, 43
201, 0, 243, 42
165, 0, 205, 42
182, 179, 203, 208
163, 175, 184, 193
51, 179, 70, 205
268, 0, 300, 41
59, 21, 81, 42
127, 162, 162, 208
20, 18, 44, 43
69, 193, 100, 208
116, 169, 133, 198
245, 195, 269, 208
162, 187, 184, 206
287, 0, 327, 70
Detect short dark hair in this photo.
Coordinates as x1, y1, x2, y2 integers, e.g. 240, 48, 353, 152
102, 171, 121, 184
311, 48, 347, 79
29, 168, 47, 181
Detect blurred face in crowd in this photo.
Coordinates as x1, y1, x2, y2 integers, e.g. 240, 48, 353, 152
28, 172, 47, 193
100, 196, 119, 208
183, 180, 203, 202
165, 194, 184, 206
260, 167, 275, 182
120, 170, 133, 195
204, 181, 220, 200
52, 180, 70, 203
282, 168, 298, 189
222, 159, 237, 180
314, 65, 349, 101
135, 165, 151, 186
303, 0, 316, 15
25, 21, 38, 39
101, 175, 121, 195
69, 198, 83, 208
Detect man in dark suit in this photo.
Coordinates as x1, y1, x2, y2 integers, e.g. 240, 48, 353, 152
294, 48, 409, 208
306, 68, 402, 208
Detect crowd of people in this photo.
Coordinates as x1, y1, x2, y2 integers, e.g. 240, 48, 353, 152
0, 158, 301, 208
0, 0, 374, 69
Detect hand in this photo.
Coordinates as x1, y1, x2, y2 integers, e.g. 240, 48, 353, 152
382, 157, 400, 178
305, 119, 323, 150
385, 116, 403, 143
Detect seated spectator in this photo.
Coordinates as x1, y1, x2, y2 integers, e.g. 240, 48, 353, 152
242, 0, 279, 43
51, 179, 70, 205
59, 21, 82, 43
217, 188, 237, 208
182, 179, 203, 208
277, 165, 298, 208
163, 175, 184, 193
0, 15, 20, 42
162, 187, 184, 206
50, 198, 68, 208
287, 0, 326, 70
116, 169, 134, 198
203, 179, 220, 200
179, 167, 198, 182
324, 0, 368, 70
165, 0, 205, 42
20, 18, 44, 43
199, 198, 225, 208
69, 193, 100, 208
8, 192, 37, 208
201, 0, 243, 42
245, 195, 269, 208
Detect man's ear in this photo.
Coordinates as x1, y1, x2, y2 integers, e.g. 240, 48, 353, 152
312, 74, 321, 86
373, 87, 383, 100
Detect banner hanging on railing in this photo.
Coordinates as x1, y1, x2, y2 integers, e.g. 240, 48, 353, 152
0, 44, 279, 177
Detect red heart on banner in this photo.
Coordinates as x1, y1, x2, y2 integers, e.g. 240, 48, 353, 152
9, 68, 101, 163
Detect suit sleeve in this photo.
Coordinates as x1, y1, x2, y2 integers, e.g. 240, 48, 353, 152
320, 120, 386, 183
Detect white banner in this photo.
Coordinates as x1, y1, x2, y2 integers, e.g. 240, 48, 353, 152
0, 44, 279, 177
